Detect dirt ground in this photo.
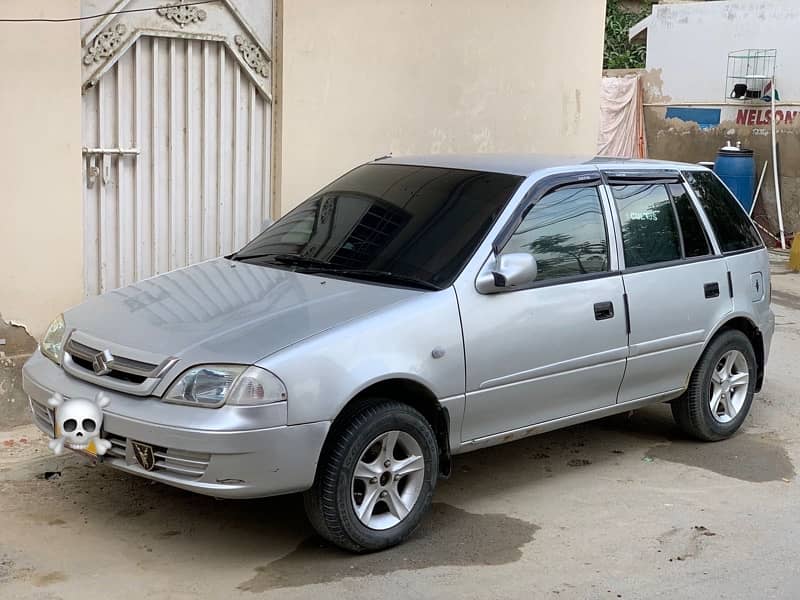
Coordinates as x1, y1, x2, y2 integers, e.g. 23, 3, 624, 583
2, 253, 799, 600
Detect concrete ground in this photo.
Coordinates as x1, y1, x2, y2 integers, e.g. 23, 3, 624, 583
1, 254, 799, 600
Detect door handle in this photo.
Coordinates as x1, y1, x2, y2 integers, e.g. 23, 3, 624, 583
704, 282, 720, 299
594, 301, 615, 321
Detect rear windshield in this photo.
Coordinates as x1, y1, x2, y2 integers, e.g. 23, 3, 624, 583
682, 170, 763, 253
233, 164, 523, 288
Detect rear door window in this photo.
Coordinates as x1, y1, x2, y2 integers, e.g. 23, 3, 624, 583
682, 170, 763, 253
611, 184, 682, 268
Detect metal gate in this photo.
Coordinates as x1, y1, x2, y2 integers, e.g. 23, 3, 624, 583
81, 0, 273, 295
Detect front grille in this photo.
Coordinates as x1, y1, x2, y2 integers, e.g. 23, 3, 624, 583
70, 355, 147, 384
65, 338, 160, 383
61, 334, 178, 396
103, 433, 210, 481
67, 339, 160, 374
30, 398, 54, 434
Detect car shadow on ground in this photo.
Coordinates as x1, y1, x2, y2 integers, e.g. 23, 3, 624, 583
26, 402, 793, 591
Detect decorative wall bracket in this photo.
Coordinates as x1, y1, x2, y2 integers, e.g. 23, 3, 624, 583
157, 0, 208, 28
83, 24, 127, 65
234, 34, 270, 79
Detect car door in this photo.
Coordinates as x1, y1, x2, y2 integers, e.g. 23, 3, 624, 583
606, 172, 733, 403
456, 173, 629, 442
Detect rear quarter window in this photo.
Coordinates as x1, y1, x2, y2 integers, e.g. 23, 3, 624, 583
682, 170, 763, 253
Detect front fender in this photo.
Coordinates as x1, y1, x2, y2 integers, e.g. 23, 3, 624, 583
256, 288, 466, 426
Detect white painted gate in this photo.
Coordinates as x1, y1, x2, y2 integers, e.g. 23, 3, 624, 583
81, 0, 273, 295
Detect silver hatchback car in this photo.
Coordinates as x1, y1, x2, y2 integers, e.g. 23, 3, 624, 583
24, 155, 774, 552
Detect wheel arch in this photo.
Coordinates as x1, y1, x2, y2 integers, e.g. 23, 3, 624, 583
321, 378, 452, 478
705, 314, 765, 392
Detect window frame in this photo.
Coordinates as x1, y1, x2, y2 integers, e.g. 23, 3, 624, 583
603, 171, 724, 274
481, 172, 619, 293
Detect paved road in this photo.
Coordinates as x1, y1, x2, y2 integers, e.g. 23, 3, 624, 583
2, 253, 799, 599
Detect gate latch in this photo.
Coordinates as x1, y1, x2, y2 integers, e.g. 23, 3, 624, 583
83, 147, 139, 189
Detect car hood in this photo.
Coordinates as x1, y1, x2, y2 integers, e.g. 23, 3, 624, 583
64, 258, 420, 366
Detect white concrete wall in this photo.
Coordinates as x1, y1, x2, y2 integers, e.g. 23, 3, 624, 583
279, 0, 607, 212
645, 0, 800, 103
0, 0, 83, 337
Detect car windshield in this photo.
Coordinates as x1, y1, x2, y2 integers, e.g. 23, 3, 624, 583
232, 163, 523, 289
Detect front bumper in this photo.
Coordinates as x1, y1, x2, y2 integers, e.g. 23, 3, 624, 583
22, 351, 329, 499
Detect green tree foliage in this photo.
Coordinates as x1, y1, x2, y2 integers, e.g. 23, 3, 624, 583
604, 0, 649, 70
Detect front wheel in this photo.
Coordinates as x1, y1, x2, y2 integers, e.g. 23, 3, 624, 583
304, 399, 439, 552
672, 329, 757, 441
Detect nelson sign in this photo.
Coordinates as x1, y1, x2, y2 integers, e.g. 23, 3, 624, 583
735, 108, 800, 126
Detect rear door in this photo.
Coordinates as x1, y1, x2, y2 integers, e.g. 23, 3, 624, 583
606, 172, 733, 402
683, 170, 771, 329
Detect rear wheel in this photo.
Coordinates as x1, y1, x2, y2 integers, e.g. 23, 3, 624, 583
672, 329, 757, 441
304, 399, 438, 552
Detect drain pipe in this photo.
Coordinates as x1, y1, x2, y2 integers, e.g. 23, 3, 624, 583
770, 81, 786, 249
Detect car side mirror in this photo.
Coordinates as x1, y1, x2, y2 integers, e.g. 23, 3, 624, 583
476, 252, 538, 294
260, 218, 274, 233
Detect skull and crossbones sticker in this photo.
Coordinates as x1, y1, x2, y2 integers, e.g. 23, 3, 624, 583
47, 392, 112, 456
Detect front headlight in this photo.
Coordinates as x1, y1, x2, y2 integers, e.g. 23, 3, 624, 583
41, 314, 66, 365
164, 365, 287, 407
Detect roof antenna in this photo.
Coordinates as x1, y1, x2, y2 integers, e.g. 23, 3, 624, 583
373, 153, 392, 162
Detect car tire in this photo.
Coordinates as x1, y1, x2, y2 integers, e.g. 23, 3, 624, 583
671, 329, 757, 442
303, 399, 439, 553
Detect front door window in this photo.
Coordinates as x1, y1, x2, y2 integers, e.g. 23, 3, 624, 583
501, 186, 609, 283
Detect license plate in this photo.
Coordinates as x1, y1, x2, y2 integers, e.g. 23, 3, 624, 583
53, 418, 99, 458
65, 440, 99, 458
73, 439, 99, 458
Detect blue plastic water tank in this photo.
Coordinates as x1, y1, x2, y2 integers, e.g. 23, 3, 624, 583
713, 146, 756, 213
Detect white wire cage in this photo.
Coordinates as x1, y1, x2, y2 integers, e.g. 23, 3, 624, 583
725, 49, 777, 101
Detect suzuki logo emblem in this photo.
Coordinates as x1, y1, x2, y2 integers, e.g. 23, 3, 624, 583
92, 349, 115, 376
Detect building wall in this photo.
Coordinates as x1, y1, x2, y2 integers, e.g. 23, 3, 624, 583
0, 0, 82, 425
279, 0, 608, 211
646, 0, 800, 103
640, 0, 800, 238
0, 1, 83, 337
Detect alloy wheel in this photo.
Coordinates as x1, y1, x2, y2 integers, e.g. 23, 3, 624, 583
709, 349, 750, 424
351, 430, 425, 530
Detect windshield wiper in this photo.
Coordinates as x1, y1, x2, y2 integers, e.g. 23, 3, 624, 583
318, 269, 440, 291
230, 253, 439, 290
231, 253, 334, 268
